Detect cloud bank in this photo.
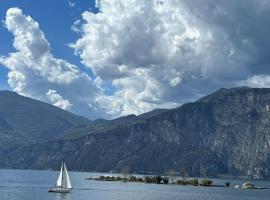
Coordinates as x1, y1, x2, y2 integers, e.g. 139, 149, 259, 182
2, 1, 270, 119
70, 0, 270, 117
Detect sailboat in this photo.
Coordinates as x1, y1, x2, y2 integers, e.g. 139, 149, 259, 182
48, 162, 72, 193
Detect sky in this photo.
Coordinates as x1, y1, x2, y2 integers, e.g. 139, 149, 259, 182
0, 0, 270, 120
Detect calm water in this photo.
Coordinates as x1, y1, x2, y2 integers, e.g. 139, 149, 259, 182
0, 169, 270, 200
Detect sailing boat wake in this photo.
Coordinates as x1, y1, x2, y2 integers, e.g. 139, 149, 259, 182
48, 162, 72, 193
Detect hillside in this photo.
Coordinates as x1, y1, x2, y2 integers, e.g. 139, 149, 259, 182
1, 87, 270, 179
0, 91, 91, 150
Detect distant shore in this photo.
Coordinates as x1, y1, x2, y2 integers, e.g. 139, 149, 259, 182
86, 175, 268, 190
87, 175, 219, 187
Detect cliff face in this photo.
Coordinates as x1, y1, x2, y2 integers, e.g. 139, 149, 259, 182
198, 87, 270, 178
1, 87, 270, 178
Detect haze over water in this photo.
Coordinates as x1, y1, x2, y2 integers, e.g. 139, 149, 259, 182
0, 169, 270, 200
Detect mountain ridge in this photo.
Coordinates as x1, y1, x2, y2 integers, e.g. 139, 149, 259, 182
0, 90, 91, 150
1, 87, 270, 179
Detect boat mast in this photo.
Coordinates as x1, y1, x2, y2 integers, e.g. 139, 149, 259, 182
61, 162, 64, 188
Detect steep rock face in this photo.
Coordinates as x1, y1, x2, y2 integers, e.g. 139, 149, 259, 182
198, 87, 270, 178
2, 87, 270, 178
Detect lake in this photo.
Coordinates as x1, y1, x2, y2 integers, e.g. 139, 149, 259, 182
0, 169, 270, 200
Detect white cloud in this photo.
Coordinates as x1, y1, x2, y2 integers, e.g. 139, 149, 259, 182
240, 75, 270, 88
68, 0, 75, 8
71, 20, 81, 33
2, 1, 270, 119
46, 89, 72, 110
0, 7, 108, 119
2, 8, 79, 86
72, 0, 264, 116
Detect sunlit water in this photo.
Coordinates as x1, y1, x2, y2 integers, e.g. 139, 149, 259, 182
0, 169, 270, 200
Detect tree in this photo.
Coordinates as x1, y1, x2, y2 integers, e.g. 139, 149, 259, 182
200, 165, 207, 179
122, 166, 129, 182
129, 175, 137, 182
225, 182, 231, 187
162, 176, 169, 184
144, 176, 153, 183
189, 179, 199, 186
180, 167, 188, 181
201, 179, 212, 186
153, 176, 162, 184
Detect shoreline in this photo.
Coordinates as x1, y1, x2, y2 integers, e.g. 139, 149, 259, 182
85, 175, 268, 190
0, 168, 266, 181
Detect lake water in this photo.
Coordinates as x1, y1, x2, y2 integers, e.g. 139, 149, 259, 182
0, 169, 270, 200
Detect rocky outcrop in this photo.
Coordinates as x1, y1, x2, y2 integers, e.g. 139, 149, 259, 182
2, 87, 270, 178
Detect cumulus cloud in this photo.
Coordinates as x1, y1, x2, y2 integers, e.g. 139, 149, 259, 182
2, 1, 270, 119
0, 7, 108, 119
71, 0, 270, 116
240, 75, 270, 88
46, 89, 72, 110
71, 0, 207, 116
2, 8, 79, 85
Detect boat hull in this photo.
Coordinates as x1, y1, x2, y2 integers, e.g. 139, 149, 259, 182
48, 187, 72, 193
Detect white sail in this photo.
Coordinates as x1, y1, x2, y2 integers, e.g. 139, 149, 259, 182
48, 162, 72, 193
62, 163, 72, 189
56, 162, 63, 187
64, 163, 72, 189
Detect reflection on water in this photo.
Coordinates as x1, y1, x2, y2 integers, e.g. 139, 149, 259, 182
0, 169, 270, 200
54, 193, 72, 200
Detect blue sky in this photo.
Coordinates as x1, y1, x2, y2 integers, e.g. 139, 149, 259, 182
0, 0, 97, 89
1, 0, 270, 119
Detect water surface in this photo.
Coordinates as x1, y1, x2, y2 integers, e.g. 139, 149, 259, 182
0, 169, 269, 200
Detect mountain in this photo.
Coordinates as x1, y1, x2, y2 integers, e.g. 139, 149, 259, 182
0, 91, 91, 150
1, 87, 270, 179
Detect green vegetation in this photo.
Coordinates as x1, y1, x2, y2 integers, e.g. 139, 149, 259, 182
162, 177, 169, 184
129, 175, 137, 182
176, 179, 199, 186
90, 166, 214, 187
144, 176, 153, 183
144, 176, 163, 184
122, 166, 129, 182
91, 175, 213, 187
200, 179, 213, 186
96, 175, 121, 181
137, 177, 143, 182
225, 182, 231, 187
176, 179, 188, 185
189, 179, 199, 186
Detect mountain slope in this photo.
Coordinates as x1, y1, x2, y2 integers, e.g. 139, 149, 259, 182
2, 87, 270, 179
0, 91, 91, 148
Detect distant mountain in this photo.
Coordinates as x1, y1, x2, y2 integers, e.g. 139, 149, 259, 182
0, 91, 91, 150
1, 87, 270, 179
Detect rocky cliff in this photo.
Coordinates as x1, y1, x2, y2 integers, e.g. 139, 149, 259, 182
1, 87, 270, 178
